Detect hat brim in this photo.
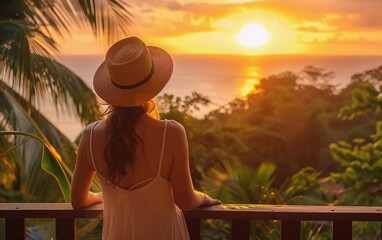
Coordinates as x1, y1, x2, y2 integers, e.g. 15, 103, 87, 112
93, 46, 173, 107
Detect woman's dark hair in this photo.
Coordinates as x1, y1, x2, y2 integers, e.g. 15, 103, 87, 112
103, 100, 159, 185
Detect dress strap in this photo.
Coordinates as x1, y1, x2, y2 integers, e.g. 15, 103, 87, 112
157, 119, 168, 176
89, 121, 100, 171
127, 177, 155, 191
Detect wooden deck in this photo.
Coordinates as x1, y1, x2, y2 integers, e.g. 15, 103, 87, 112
1, 203, 381, 239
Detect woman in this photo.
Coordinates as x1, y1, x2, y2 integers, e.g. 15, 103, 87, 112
70, 36, 221, 240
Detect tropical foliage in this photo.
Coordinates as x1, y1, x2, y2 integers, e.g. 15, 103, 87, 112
0, 0, 132, 239
329, 66, 382, 239
200, 162, 328, 239
0, 0, 131, 201
177, 66, 380, 188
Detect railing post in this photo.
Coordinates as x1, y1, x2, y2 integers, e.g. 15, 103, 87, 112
281, 220, 300, 240
332, 221, 352, 240
56, 218, 76, 240
186, 218, 201, 240
231, 220, 250, 240
6, 218, 25, 240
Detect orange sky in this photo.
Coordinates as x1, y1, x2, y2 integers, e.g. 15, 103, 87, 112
59, 0, 382, 56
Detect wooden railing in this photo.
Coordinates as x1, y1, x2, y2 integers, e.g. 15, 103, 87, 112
0, 203, 381, 239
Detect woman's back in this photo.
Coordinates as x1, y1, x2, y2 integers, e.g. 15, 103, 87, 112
90, 115, 174, 189
89, 118, 190, 239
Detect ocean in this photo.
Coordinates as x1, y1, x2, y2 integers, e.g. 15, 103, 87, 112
47, 54, 382, 140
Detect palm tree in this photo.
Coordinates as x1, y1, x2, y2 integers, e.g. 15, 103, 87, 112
0, 0, 132, 202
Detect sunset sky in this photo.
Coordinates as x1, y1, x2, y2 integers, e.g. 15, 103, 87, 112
60, 0, 382, 55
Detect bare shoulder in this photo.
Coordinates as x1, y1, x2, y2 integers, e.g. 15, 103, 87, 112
83, 122, 95, 135
166, 119, 185, 130
166, 120, 187, 138
81, 121, 102, 141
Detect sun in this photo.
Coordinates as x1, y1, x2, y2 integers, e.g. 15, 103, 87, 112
237, 23, 270, 48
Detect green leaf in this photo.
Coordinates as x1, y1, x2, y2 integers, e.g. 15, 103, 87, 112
0, 131, 70, 202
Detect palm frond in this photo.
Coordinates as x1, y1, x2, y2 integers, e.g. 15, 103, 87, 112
0, 86, 72, 201
0, 136, 32, 158
0, 84, 101, 201
1, 40, 102, 123
0, 20, 58, 104
73, 0, 133, 43
29, 54, 102, 124
0, 82, 76, 171
1, 0, 131, 123
28, 0, 73, 35
0, 20, 32, 97
0, 131, 71, 202
202, 161, 277, 204
2, 0, 134, 47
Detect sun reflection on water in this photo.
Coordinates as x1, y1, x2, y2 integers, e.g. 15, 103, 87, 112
240, 66, 261, 96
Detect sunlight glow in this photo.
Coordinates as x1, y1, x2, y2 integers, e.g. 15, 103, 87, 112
240, 78, 259, 96
237, 23, 270, 48
240, 66, 261, 96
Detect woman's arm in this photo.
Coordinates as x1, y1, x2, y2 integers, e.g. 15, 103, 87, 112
169, 121, 221, 210
71, 124, 103, 209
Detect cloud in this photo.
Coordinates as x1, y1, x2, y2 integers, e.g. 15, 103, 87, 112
153, 14, 215, 36
128, 0, 382, 37
335, 11, 382, 30
301, 35, 380, 46
166, 1, 183, 10
296, 26, 330, 33
164, 0, 381, 19
295, 21, 336, 33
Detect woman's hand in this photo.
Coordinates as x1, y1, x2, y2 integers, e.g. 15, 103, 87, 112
201, 194, 221, 206
72, 191, 103, 209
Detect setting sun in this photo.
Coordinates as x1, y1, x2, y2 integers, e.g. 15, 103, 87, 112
237, 23, 270, 48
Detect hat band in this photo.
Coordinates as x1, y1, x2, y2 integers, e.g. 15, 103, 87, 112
110, 61, 155, 90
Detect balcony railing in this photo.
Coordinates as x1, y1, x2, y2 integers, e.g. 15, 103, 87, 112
0, 203, 381, 239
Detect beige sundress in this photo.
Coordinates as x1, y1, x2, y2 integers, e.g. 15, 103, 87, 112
90, 120, 190, 240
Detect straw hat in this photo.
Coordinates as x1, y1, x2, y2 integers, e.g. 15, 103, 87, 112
93, 37, 173, 107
